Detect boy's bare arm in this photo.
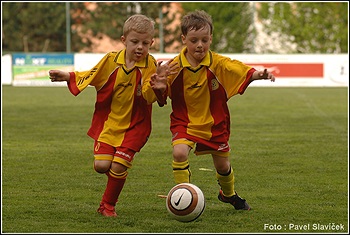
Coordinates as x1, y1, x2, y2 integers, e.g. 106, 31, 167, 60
49, 70, 70, 82
251, 69, 275, 82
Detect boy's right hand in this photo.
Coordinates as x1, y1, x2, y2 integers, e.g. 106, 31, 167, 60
150, 59, 179, 93
49, 70, 70, 82
150, 73, 167, 92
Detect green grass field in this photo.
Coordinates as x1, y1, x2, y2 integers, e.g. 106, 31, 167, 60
2, 85, 348, 233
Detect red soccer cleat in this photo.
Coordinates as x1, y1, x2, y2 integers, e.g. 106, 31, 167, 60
97, 202, 117, 217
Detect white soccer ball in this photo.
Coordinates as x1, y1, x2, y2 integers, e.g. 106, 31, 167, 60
166, 183, 205, 222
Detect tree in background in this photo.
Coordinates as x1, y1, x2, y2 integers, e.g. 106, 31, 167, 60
1, 2, 180, 53
68, 2, 181, 53
2, 2, 67, 52
259, 2, 348, 53
180, 2, 255, 53
1, 2, 348, 54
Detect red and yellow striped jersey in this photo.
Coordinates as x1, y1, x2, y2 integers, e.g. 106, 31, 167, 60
67, 49, 160, 151
168, 47, 256, 143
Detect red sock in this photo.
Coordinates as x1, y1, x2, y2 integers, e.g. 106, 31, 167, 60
101, 171, 126, 206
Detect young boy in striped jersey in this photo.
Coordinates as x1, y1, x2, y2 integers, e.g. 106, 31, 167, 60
49, 14, 177, 217
166, 10, 275, 210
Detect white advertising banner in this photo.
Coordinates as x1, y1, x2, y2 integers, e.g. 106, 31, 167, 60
2, 53, 348, 87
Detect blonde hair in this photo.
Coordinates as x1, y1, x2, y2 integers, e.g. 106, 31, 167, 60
123, 14, 155, 37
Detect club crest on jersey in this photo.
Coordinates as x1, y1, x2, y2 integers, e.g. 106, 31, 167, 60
211, 78, 219, 91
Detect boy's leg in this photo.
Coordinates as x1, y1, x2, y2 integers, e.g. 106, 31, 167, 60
172, 160, 191, 184
172, 141, 193, 184
212, 154, 235, 197
94, 142, 134, 217
213, 154, 251, 210
216, 165, 235, 197
98, 166, 127, 217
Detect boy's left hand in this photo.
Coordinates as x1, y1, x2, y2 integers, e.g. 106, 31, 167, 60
156, 59, 179, 77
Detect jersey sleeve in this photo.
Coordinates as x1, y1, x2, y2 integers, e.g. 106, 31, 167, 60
212, 54, 256, 98
67, 52, 117, 96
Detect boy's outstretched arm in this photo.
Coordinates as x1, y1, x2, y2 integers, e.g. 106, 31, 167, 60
49, 70, 70, 82
251, 69, 276, 82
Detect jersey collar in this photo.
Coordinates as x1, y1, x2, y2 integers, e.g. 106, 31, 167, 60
115, 49, 149, 68
180, 47, 212, 68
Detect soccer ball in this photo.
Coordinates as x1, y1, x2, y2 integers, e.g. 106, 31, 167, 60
166, 183, 205, 222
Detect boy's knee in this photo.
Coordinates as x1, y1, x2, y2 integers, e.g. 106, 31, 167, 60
94, 160, 112, 173
110, 161, 128, 174
173, 144, 191, 162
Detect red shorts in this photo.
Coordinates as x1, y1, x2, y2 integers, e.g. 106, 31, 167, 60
94, 141, 136, 167
172, 132, 230, 157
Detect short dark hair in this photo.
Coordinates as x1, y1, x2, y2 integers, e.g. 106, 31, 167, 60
181, 10, 213, 36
